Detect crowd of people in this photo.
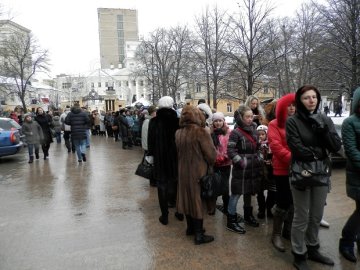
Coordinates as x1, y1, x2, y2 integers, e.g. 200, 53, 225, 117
3, 84, 360, 269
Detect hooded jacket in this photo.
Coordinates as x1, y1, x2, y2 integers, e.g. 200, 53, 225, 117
64, 106, 90, 140
342, 87, 360, 200
286, 87, 341, 163
268, 93, 295, 175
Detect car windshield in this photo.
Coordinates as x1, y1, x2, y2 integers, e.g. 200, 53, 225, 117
0, 119, 21, 130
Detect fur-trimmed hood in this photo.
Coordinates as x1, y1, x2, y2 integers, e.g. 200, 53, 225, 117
276, 93, 295, 128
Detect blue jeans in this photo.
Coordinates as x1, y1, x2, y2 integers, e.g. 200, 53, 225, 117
228, 194, 252, 215
72, 139, 86, 161
55, 132, 61, 143
27, 143, 40, 156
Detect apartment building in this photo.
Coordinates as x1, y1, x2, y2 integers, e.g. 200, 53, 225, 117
98, 8, 139, 69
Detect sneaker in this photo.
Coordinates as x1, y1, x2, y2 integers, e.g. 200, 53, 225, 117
320, 219, 330, 228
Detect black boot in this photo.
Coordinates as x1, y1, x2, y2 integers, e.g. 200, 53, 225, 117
307, 245, 334, 265
282, 205, 293, 240
266, 190, 276, 218
226, 214, 246, 234
185, 215, 194, 235
271, 206, 287, 252
175, 212, 184, 221
293, 252, 310, 270
244, 206, 259, 227
81, 153, 86, 162
339, 239, 357, 262
28, 156, 34, 163
35, 152, 39, 159
193, 219, 214, 245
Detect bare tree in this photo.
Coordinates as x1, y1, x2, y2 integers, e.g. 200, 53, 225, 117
193, 6, 232, 108
0, 31, 49, 112
313, 0, 360, 98
228, 0, 275, 97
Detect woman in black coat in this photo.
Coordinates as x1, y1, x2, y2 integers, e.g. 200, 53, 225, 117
147, 96, 182, 225
34, 107, 53, 160
286, 85, 341, 269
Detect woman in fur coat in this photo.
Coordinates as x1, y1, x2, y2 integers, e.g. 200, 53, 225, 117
176, 105, 217, 245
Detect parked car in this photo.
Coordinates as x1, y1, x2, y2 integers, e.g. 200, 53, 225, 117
0, 117, 24, 138
329, 123, 346, 163
0, 128, 24, 157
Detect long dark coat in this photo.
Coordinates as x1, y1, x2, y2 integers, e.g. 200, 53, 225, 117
227, 121, 262, 195
342, 87, 360, 201
34, 113, 53, 144
176, 106, 217, 219
147, 108, 179, 182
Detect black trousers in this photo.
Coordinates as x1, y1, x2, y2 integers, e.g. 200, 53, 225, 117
274, 175, 293, 211
157, 178, 177, 217
342, 200, 360, 243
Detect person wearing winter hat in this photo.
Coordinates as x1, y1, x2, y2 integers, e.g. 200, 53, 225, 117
197, 103, 213, 128
256, 124, 276, 221
148, 96, 183, 225
21, 113, 44, 163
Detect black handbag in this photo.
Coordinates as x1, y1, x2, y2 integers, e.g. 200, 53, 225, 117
289, 158, 331, 187
135, 156, 153, 179
200, 165, 223, 199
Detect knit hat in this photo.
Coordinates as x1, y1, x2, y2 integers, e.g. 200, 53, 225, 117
158, 96, 174, 109
257, 125, 268, 134
24, 113, 32, 118
212, 112, 225, 122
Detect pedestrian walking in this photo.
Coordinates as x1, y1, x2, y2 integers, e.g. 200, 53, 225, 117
65, 103, 90, 163
339, 87, 360, 263
286, 85, 341, 269
21, 113, 44, 163
34, 107, 54, 160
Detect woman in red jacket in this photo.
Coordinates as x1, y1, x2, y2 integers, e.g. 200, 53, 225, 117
268, 93, 295, 252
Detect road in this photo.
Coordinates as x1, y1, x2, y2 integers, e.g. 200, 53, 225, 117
0, 136, 356, 270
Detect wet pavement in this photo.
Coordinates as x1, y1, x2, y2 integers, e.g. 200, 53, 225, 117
0, 136, 358, 270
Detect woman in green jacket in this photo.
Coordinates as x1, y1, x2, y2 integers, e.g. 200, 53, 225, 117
339, 87, 360, 263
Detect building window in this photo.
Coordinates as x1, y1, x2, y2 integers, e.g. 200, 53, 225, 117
132, 80, 136, 86
118, 81, 121, 87
196, 83, 201, 93
227, 103, 232, 113
105, 82, 108, 87
98, 82, 101, 87
126, 81, 129, 87
62, 82, 71, 89
140, 80, 144, 86
91, 82, 94, 88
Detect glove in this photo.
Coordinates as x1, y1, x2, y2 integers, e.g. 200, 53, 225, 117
145, 155, 154, 164
239, 157, 247, 169
309, 114, 328, 133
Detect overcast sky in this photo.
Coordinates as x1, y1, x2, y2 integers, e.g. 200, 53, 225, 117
2, 0, 311, 79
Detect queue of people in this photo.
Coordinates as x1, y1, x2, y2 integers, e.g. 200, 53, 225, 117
5, 84, 359, 269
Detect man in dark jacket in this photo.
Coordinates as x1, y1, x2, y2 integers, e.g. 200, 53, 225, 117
148, 96, 183, 225
65, 103, 90, 163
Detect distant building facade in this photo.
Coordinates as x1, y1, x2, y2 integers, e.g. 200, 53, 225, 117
97, 8, 139, 69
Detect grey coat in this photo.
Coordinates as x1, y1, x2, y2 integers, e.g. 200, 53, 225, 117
21, 120, 44, 144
